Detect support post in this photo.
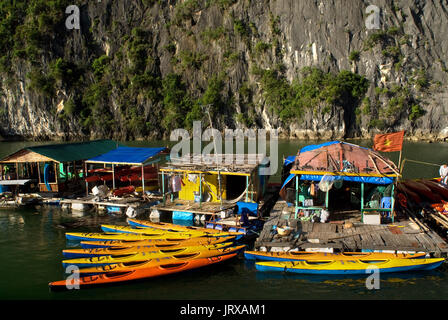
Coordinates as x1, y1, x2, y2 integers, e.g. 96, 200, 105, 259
390, 183, 395, 223
85, 162, 88, 196
361, 182, 365, 223
162, 171, 166, 205
199, 173, 202, 209
245, 175, 249, 202
141, 165, 145, 194
112, 164, 115, 190
295, 175, 299, 219
37, 162, 41, 184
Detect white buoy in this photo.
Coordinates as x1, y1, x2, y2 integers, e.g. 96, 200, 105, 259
126, 207, 137, 218
150, 209, 160, 219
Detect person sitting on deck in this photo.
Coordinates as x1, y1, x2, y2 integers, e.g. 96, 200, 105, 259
440, 164, 448, 185
240, 208, 251, 227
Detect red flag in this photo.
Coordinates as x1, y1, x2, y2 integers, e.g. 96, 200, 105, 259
373, 131, 405, 152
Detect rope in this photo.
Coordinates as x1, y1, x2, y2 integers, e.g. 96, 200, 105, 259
402, 158, 442, 168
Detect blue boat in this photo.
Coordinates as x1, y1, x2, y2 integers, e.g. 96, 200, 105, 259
255, 258, 445, 275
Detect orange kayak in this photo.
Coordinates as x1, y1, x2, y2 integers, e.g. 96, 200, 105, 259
49, 253, 237, 290
73, 245, 245, 275
80, 236, 235, 249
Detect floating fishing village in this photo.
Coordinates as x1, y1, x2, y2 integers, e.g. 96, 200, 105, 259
0, 132, 447, 291
2, 0, 448, 306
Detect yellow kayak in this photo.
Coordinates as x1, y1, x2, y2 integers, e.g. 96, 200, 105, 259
245, 251, 427, 261
73, 245, 246, 275
79, 236, 235, 249
62, 243, 233, 268
256, 258, 445, 275
64, 237, 235, 258
127, 218, 244, 236
100, 224, 234, 238
65, 231, 200, 242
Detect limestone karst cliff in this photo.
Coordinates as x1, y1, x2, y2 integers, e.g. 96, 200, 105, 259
1, 0, 448, 141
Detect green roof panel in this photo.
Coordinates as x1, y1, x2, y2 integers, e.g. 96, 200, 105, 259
26, 140, 121, 163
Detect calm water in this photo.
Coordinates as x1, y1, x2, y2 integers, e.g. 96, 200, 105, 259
1, 139, 448, 300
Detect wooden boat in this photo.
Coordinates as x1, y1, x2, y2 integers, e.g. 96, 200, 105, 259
255, 258, 445, 275
49, 253, 237, 290
127, 218, 244, 237
420, 180, 448, 200
244, 251, 427, 262
65, 231, 204, 242
402, 180, 443, 202
62, 243, 232, 268
64, 237, 235, 258
79, 236, 236, 249
397, 182, 422, 204
99, 224, 232, 238
72, 245, 245, 274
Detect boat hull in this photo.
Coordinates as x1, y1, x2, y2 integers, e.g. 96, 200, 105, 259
244, 251, 427, 261
74, 245, 245, 275
62, 243, 232, 268
255, 258, 445, 275
64, 238, 235, 258
65, 232, 200, 242
79, 236, 235, 249
50, 253, 237, 289
100, 224, 214, 237
127, 218, 244, 238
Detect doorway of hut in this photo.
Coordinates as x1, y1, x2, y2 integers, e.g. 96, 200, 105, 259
328, 181, 360, 211
225, 175, 247, 201
328, 181, 393, 222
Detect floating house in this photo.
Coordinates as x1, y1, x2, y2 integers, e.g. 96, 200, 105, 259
84, 146, 169, 197
0, 140, 120, 194
152, 154, 270, 223
280, 141, 399, 224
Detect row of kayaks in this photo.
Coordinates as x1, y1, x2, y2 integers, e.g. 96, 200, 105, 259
50, 218, 446, 289
65, 218, 246, 242
49, 219, 246, 290
244, 250, 445, 275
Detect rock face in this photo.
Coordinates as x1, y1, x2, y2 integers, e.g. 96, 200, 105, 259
0, 0, 447, 141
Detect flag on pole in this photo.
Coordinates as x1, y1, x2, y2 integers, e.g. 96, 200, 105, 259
373, 131, 405, 152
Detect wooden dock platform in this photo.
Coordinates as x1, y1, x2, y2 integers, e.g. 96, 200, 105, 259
151, 199, 236, 216
255, 200, 448, 257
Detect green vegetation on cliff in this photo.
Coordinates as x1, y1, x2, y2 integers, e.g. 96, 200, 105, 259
0, 0, 443, 140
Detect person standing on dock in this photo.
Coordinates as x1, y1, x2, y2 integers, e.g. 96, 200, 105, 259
440, 164, 448, 185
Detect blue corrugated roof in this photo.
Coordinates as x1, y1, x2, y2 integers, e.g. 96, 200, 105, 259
86, 147, 167, 165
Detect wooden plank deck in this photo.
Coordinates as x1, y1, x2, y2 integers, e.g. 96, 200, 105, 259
152, 199, 236, 215
255, 203, 448, 257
